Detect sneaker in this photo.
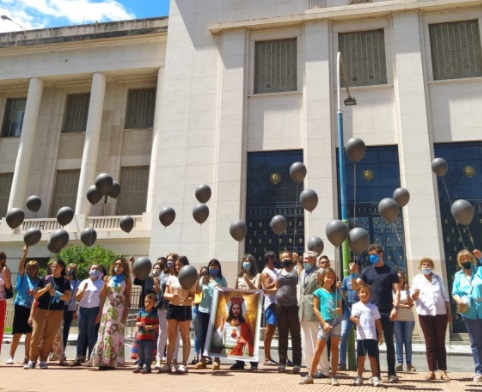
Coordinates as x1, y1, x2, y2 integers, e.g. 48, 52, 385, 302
337, 364, 346, 371
140, 368, 152, 374
395, 364, 403, 371
264, 359, 278, 366
353, 376, 363, 386
177, 364, 187, 374
39, 361, 48, 369
293, 365, 301, 374
299, 375, 314, 385
372, 376, 381, 387
313, 371, 329, 379
70, 358, 82, 367
407, 364, 416, 372
23, 360, 36, 369
190, 355, 199, 365
287, 359, 294, 367
388, 374, 398, 383
23, 357, 28, 365
6, 357, 14, 365
159, 364, 171, 373
278, 364, 286, 373
330, 378, 340, 386
154, 360, 161, 370
132, 367, 141, 373
473, 374, 482, 382
230, 363, 245, 371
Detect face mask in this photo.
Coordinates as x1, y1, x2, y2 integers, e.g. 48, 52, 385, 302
421, 268, 432, 275
282, 260, 293, 268
462, 261, 473, 270
89, 269, 100, 279
369, 254, 380, 265
242, 262, 251, 270
303, 263, 313, 271
167, 261, 174, 268
209, 268, 219, 276
114, 267, 121, 274
68, 270, 75, 276
152, 269, 161, 277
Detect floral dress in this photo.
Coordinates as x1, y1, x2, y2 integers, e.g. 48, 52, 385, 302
91, 278, 127, 367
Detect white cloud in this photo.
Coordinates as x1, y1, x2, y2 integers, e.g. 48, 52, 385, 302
0, 0, 135, 33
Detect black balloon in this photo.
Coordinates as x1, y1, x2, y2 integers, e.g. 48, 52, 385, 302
80, 227, 97, 246
87, 185, 102, 205
108, 181, 121, 199
26, 195, 42, 212
393, 187, 410, 208
178, 265, 198, 290
348, 227, 370, 254
300, 189, 318, 212
120, 216, 134, 233
50, 229, 69, 252
307, 236, 324, 255
451, 199, 475, 226
345, 137, 366, 163
325, 219, 349, 247
270, 215, 287, 235
6, 208, 25, 229
378, 198, 400, 223
24, 228, 42, 247
195, 184, 212, 204
95, 173, 114, 195
229, 220, 248, 241
133, 257, 152, 280
289, 162, 307, 184
57, 206, 74, 226
159, 207, 176, 227
431, 157, 448, 177
47, 241, 59, 254
193, 204, 209, 224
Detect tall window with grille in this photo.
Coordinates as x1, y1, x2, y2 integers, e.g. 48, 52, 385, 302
254, 38, 297, 94
0, 173, 13, 217
1, 98, 26, 137
430, 20, 482, 81
338, 29, 387, 87
62, 93, 90, 133
124, 88, 156, 129
117, 166, 149, 215
50, 170, 80, 217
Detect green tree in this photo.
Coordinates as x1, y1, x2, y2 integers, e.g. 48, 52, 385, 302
57, 245, 120, 280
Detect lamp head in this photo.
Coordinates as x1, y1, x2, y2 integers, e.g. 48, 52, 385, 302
1, 15, 12, 21
344, 96, 357, 106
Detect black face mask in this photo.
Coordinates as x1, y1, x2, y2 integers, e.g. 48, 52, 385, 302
282, 260, 293, 268
462, 261, 473, 270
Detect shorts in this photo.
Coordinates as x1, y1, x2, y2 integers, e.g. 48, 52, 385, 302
265, 304, 277, 326
357, 339, 379, 358
12, 304, 33, 334
317, 318, 341, 341
166, 304, 192, 321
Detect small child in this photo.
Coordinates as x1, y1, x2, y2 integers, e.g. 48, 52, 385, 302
350, 285, 383, 387
133, 293, 159, 374
299, 267, 342, 386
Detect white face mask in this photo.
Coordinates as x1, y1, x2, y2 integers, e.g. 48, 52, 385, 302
421, 268, 432, 275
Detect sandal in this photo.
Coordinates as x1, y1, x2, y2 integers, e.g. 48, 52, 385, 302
440, 371, 450, 381
424, 372, 436, 381
191, 355, 199, 365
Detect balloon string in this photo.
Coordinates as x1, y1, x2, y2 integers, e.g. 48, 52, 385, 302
292, 183, 300, 253
391, 222, 407, 275
466, 225, 475, 249
353, 163, 357, 227
442, 178, 466, 248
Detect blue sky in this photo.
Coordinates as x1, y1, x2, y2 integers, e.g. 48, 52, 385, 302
0, 0, 170, 33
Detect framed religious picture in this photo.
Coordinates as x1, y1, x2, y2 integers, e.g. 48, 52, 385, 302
204, 287, 263, 361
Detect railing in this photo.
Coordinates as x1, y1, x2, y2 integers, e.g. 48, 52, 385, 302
87, 215, 143, 230
21, 218, 62, 232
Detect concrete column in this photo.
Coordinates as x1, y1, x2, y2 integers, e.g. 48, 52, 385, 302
303, 21, 336, 257
8, 77, 44, 210
146, 67, 164, 213
75, 72, 106, 215
392, 13, 443, 269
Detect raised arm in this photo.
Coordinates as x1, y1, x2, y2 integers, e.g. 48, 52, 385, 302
18, 245, 29, 276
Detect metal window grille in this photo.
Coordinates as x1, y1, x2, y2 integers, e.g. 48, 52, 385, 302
62, 93, 90, 133
50, 170, 80, 217
430, 20, 482, 81
124, 88, 156, 129
1, 98, 26, 137
254, 38, 297, 94
338, 29, 387, 87
0, 173, 13, 217
117, 166, 149, 215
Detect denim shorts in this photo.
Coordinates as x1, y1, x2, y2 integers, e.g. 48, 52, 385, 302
317, 318, 341, 341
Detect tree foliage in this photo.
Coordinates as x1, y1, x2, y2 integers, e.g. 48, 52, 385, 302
56, 245, 120, 280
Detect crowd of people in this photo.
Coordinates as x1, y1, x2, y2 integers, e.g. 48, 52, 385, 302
0, 245, 481, 386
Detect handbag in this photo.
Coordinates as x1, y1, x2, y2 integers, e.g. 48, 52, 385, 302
4, 286, 13, 299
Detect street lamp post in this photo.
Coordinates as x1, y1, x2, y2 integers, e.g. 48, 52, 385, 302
336, 51, 357, 370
